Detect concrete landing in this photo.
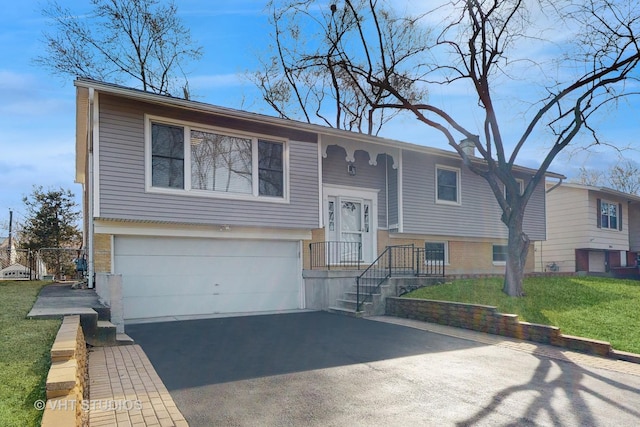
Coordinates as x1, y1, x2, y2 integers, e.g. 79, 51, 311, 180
27, 282, 109, 319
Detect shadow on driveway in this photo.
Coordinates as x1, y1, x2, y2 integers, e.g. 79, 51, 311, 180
126, 311, 482, 390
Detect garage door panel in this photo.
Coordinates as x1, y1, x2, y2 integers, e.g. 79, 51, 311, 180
115, 238, 297, 258
114, 236, 301, 320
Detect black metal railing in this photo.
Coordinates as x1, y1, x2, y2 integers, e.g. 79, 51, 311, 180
356, 244, 415, 311
415, 248, 446, 277
309, 241, 362, 270
356, 244, 445, 311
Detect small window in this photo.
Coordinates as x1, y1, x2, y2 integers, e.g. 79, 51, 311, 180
425, 241, 447, 264
504, 179, 524, 198
436, 166, 460, 204
151, 123, 184, 189
493, 244, 508, 263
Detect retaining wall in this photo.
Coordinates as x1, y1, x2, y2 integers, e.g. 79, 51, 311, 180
386, 297, 640, 362
41, 315, 87, 427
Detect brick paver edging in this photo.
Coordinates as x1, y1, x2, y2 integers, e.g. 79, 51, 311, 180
88, 345, 188, 427
386, 297, 640, 364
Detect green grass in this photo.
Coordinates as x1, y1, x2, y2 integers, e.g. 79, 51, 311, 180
0, 281, 61, 427
404, 276, 640, 354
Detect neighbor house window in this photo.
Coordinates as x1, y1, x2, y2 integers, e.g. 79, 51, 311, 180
151, 123, 184, 189
599, 200, 620, 230
493, 244, 508, 263
148, 117, 287, 200
436, 166, 460, 204
425, 242, 448, 264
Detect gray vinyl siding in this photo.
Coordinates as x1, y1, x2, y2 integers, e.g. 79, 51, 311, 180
401, 150, 546, 240
322, 145, 387, 226
97, 94, 319, 228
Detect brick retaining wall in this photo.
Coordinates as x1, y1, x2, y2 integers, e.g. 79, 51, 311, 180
41, 315, 87, 427
386, 297, 638, 361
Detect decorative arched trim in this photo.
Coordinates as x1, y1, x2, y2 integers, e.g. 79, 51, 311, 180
321, 139, 399, 169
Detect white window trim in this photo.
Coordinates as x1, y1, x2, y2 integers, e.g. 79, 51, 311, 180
424, 241, 449, 265
492, 244, 508, 265
145, 114, 290, 204
435, 165, 461, 206
503, 178, 525, 197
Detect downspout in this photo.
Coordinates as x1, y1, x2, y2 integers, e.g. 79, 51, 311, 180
542, 176, 563, 272
87, 87, 95, 288
545, 177, 564, 193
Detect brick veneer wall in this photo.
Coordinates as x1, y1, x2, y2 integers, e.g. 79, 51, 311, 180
93, 234, 111, 273
386, 297, 622, 358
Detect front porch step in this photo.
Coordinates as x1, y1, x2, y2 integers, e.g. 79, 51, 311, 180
344, 291, 381, 300
328, 306, 363, 318
86, 320, 117, 347
116, 333, 135, 346
336, 298, 359, 310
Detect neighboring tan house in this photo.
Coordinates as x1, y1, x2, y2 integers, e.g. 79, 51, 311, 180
535, 182, 640, 274
74, 78, 561, 322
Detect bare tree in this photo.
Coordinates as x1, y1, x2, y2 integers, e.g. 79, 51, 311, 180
574, 160, 640, 194
608, 160, 640, 195
252, 0, 429, 135
260, 0, 640, 296
36, 0, 202, 98
573, 166, 605, 187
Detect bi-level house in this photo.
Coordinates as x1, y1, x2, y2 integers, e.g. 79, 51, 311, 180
536, 182, 640, 275
75, 79, 560, 322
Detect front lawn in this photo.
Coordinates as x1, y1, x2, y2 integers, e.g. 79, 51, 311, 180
0, 281, 61, 427
404, 276, 640, 354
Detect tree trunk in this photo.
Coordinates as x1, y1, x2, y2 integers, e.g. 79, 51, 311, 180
502, 215, 530, 297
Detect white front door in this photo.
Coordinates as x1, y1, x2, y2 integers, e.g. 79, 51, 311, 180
325, 186, 377, 263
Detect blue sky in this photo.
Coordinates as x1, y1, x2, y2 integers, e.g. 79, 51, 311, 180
1, 0, 638, 232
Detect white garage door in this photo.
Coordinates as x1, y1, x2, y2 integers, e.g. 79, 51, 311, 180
114, 236, 301, 321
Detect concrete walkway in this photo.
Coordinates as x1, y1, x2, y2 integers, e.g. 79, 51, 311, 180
27, 281, 109, 319
88, 345, 188, 427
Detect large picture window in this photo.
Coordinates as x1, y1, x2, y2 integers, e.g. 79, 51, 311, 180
191, 131, 253, 194
148, 117, 287, 200
436, 166, 460, 204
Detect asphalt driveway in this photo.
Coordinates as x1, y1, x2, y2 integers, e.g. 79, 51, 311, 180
127, 311, 640, 426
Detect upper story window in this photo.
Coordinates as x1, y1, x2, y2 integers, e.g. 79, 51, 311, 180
436, 165, 460, 205
598, 199, 621, 230
151, 123, 184, 189
148, 117, 287, 201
